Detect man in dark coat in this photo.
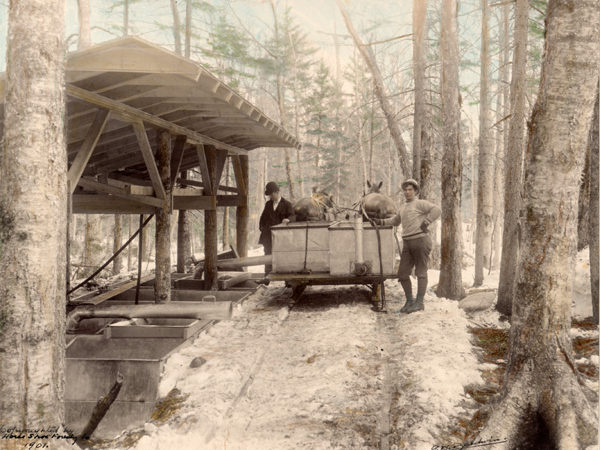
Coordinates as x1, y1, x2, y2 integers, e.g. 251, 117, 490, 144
259, 181, 294, 274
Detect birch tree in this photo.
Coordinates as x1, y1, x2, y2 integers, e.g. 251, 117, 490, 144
474, 0, 493, 286
412, 0, 427, 181
77, 0, 91, 49
0, 0, 67, 430
496, 0, 528, 316
436, 0, 464, 300
477, 1, 599, 446
589, 86, 599, 324
491, 3, 509, 271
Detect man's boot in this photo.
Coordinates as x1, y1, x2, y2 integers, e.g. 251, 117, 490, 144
399, 278, 413, 313
400, 296, 414, 313
405, 295, 424, 313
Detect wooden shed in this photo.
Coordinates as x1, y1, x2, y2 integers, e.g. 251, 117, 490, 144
0, 36, 300, 297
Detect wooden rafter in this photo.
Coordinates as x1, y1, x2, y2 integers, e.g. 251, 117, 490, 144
66, 84, 249, 155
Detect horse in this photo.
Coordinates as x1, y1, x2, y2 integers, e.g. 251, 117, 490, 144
360, 180, 397, 220
293, 188, 336, 222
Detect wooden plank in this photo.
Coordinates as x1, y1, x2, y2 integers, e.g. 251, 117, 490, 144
172, 187, 203, 196
68, 109, 111, 193
78, 177, 164, 207
170, 135, 188, 188
218, 272, 252, 290
195, 144, 212, 195
176, 177, 238, 193
72, 194, 156, 214
217, 195, 240, 207
132, 121, 168, 200
108, 173, 153, 186
69, 274, 155, 306
173, 195, 216, 210
66, 84, 250, 155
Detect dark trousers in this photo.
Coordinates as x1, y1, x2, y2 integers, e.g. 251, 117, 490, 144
263, 239, 272, 275
398, 235, 432, 299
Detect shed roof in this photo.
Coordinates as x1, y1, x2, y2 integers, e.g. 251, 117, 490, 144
0, 36, 299, 178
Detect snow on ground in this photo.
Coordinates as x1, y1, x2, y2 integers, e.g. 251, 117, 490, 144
99, 248, 596, 450
101, 275, 483, 450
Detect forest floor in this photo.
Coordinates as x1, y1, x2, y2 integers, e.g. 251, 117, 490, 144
84, 249, 598, 450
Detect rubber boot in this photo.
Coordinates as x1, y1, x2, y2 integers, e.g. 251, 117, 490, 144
405, 295, 424, 313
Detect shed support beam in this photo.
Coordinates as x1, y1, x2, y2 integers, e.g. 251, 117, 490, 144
155, 130, 171, 303
235, 155, 249, 258
68, 109, 110, 193
203, 145, 219, 289
169, 136, 187, 188
195, 144, 212, 195
132, 121, 167, 200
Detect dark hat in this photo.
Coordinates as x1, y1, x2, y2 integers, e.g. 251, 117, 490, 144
265, 181, 280, 195
401, 178, 420, 192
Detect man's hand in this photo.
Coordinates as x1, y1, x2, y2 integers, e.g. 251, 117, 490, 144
420, 221, 429, 233
282, 218, 290, 224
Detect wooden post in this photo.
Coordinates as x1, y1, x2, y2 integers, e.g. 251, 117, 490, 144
236, 154, 249, 258
177, 171, 192, 272
155, 131, 171, 303
204, 145, 219, 289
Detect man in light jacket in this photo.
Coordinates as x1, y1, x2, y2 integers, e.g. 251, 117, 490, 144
373, 179, 441, 314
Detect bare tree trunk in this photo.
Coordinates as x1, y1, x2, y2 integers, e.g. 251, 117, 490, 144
491, 5, 509, 270
222, 163, 230, 250
496, 0, 528, 316
77, 0, 91, 49
577, 145, 591, 250
155, 132, 171, 303
123, 0, 129, 36
0, 0, 67, 429
436, 0, 464, 300
474, 0, 493, 286
127, 215, 133, 271
589, 87, 599, 324
269, 0, 295, 201
477, 1, 599, 446
177, 173, 191, 273
112, 214, 123, 275
170, 0, 182, 56
185, 0, 192, 58
336, 0, 411, 178
412, 0, 427, 181
288, 30, 304, 198
354, 52, 368, 191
